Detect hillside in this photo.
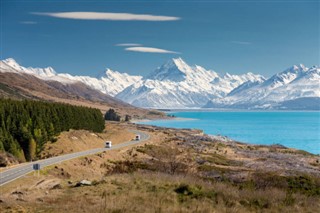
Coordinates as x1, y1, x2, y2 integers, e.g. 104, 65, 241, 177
0, 122, 319, 212
0, 66, 166, 120
0, 99, 105, 162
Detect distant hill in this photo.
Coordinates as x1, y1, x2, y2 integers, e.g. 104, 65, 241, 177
0, 61, 165, 120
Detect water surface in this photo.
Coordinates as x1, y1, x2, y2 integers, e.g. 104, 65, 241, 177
139, 111, 320, 154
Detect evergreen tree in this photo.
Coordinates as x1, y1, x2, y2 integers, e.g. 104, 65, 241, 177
0, 98, 105, 161
104, 109, 121, 121
125, 115, 131, 122
27, 138, 37, 161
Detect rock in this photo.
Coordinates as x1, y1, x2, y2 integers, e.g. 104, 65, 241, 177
51, 184, 62, 190
270, 144, 288, 149
75, 180, 92, 187
36, 198, 44, 202
11, 191, 23, 195
68, 180, 73, 184
0, 152, 19, 167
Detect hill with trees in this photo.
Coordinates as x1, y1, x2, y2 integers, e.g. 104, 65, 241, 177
0, 99, 105, 162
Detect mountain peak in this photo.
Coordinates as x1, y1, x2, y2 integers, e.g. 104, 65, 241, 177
146, 58, 191, 82
32, 66, 56, 77
263, 64, 309, 88
171, 57, 187, 66
163, 57, 190, 71
147, 57, 221, 83
96, 68, 119, 79
3, 58, 21, 70
288, 64, 307, 72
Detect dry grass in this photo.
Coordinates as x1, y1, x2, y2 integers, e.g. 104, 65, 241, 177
40, 122, 135, 158
1, 122, 319, 213
1, 172, 319, 213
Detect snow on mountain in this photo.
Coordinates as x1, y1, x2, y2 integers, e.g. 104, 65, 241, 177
262, 64, 308, 88
210, 72, 266, 95
1, 58, 57, 77
0, 58, 142, 96
1, 57, 317, 110
205, 65, 320, 109
146, 57, 219, 82
0, 58, 76, 84
116, 58, 265, 108
58, 69, 142, 96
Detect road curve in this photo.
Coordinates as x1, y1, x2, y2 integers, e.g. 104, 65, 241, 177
0, 130, 149, 186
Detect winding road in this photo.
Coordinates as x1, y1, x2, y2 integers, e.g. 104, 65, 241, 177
0, 130, 149, 186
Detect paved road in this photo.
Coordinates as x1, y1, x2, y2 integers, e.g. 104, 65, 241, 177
0, 130, 149, 186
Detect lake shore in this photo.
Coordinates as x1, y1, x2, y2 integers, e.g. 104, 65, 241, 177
133, 111, 320, 154
130, 116, 198, 124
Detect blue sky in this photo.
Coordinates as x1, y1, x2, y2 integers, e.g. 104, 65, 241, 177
1, 0, 319, 77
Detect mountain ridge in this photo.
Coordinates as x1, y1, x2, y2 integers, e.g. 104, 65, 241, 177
1, 57, 319, 110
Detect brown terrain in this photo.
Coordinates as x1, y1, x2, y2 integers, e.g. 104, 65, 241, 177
0, 72, 166, 119
0, 122, 319, 212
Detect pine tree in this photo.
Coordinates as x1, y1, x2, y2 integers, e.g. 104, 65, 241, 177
125, 115, 131, 122
104, 109, 121, 121
0, 98, 104, 161
27, 138, 37, 161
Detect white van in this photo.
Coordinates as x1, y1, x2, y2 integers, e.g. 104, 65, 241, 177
105, 141, 112, 148
135, 135, 141, 141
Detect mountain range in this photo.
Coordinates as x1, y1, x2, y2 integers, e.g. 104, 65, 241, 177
1, 58, 319, 110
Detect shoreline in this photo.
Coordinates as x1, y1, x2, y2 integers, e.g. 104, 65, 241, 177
131, 115, 320, 155
131, 117, 198, 124
157, 109, 320, 113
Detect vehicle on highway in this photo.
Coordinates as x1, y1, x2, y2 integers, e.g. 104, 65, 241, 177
135, 135, 140, 141
105, 141, 112, 148
1, 130, 148, 186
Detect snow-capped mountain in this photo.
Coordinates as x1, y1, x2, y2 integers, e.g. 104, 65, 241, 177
58, 69, 142, 96
146, 57, 219, 82
2, 58, 58, 78
204, 65, 320, 109
1, 57, 318, 110
116, 58, 265, 108
0, 58, 141, 96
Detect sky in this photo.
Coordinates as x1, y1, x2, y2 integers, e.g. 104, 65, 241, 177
1, 0, 319, 77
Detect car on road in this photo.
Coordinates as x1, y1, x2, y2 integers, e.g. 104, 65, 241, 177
105, 141, 112, 148
135, 135, 140, 141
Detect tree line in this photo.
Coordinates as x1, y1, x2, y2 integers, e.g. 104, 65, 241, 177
104, 109, 131, 122
0, 99, 105, 162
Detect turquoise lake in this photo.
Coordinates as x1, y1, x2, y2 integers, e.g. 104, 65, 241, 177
139, 111, 320, 154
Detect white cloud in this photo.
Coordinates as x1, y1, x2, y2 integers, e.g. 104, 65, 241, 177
115, 43, 141, 47
231, 41, 252, 45
125, 47, 180, 54
20, 21, 37, 24
31, 12, 180, 21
